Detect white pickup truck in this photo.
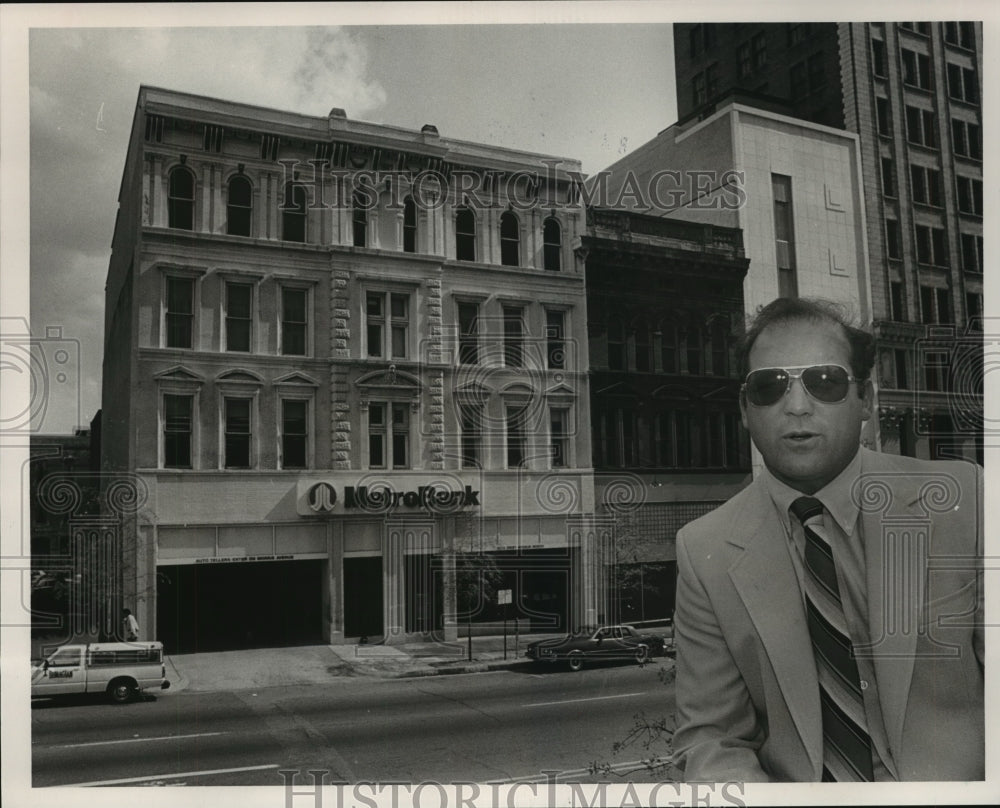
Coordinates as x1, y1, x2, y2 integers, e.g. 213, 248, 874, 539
31, 642, 170, 703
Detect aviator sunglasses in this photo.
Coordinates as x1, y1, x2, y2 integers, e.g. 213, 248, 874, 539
742, 364, 859, 407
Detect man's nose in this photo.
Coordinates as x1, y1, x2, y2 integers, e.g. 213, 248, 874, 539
783, 375, 814, 414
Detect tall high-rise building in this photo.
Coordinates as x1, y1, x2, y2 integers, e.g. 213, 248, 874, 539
674, 22, 983, 462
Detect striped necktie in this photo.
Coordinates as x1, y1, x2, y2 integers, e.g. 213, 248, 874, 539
790, 496, 874, 782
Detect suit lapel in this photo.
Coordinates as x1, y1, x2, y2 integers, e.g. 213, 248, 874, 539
858, 461, 926, 764
727, 481, 823, 776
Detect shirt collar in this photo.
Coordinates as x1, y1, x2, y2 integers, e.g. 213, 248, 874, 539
762, 448, 863, 537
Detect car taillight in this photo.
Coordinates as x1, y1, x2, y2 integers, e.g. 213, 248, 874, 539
161, 664, 166, 677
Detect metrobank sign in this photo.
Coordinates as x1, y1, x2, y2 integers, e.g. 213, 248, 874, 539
296, 476, 481, 516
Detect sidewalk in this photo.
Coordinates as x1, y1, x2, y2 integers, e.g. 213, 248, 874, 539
164, 634, 559, 694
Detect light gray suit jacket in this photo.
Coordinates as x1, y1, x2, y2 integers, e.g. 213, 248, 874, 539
673, 449, 984, 781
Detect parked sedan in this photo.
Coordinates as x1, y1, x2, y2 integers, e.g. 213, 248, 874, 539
524, 625, 667, 672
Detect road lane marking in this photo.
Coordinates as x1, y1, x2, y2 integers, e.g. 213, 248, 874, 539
522, 692, 645, 708
51, 731, 227, 749
59, 764, 280, 787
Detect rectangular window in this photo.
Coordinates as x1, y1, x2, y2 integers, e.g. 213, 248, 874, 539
550, 408, 569, 469
945, 22, 959, 44
876, 97, 891, 135
961, 233, 983, 272
906, 106, 937, 147
506, 407, 525, 469
738, 41, 752, 77
692, 73, 706, 107
952, 119, 980, 158
872, 39, 887, 77
752, 32, 767, 70
881, 157, 895, 196
948, 63, 979, 103
460, 404, 482, 468
391, 403, 409, 469
225, 282, 252, 352
458, 301, 479, 365
367, 291, 410, 359
368, 402, 385, 468
224, 397, 251, 468
902, 49, 931, 89
503, 306, 524, 368
916, 226, 933, 264
886, 219, 902, 260
959, 21, 976, 50
772, 174, 797, 298
966, 291, 983, 323
910, 165, 941, 206
920, 285, 936, 323
894, 349, 909, 389
281, 287, 308, 356
368, 402, 409, 469
957, 176, 983, 216
910, 164, 927, 203
788, 22, 809, 47
924, 351, 948, 392
163, 394, 193, 468
892, 283, 907, 321
931, 227, 948, 265
165, 277, 194, 349
545, 309, 565, 370
936, 288, 952, 324
281, 399, 308, 469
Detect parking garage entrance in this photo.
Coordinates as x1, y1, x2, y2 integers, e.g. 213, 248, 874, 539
157, 559, 325, 653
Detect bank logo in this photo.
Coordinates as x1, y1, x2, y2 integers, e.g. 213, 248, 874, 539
308, 482, 337, 513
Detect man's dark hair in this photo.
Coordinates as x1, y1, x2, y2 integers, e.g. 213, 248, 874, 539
736, 297, 876, 395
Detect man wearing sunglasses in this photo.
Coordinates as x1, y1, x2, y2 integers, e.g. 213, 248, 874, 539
673, 297, 983, 782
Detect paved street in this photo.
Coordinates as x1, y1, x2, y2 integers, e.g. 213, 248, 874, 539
31, 660, 677, 787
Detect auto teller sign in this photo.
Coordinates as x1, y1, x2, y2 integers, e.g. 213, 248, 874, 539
302, 480, 480, 515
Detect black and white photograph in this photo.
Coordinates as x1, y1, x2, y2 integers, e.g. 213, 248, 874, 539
1, 2, 996, 806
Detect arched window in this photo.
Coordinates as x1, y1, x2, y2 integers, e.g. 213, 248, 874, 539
660, 319, 678, 373
607, 315, 625, 371
282, 183, 307, 243
633, 318, 652, 372
352, 190, 368, 247
168, 166, 195, 230
500, 211, 520, 266
226, 175, 252, 237
403, 196, 417, 253
455, 207, 476, 261
543, 216, 562, 271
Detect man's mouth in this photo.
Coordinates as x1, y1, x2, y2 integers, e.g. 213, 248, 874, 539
784, 431, 819, 443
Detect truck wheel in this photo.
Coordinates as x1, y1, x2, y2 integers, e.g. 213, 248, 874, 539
108, 678, 137, 704
567, 653, 584, 672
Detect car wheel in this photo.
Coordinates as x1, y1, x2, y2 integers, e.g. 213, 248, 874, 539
567, 653, 584, 672
635, 645, 649, 664
108, 678, 136, 704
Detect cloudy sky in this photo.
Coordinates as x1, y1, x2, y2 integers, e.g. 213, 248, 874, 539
6, 4, 688, 433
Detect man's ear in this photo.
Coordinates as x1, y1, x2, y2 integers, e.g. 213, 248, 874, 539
859, 378, 874, 421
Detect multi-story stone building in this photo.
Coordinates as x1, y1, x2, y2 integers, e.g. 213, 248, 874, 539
583, 208, 750, 623
103, 87, 595, 651
673, 22, 984, 463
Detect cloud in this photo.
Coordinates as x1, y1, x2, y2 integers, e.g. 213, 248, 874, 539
27, 26, 388, 430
